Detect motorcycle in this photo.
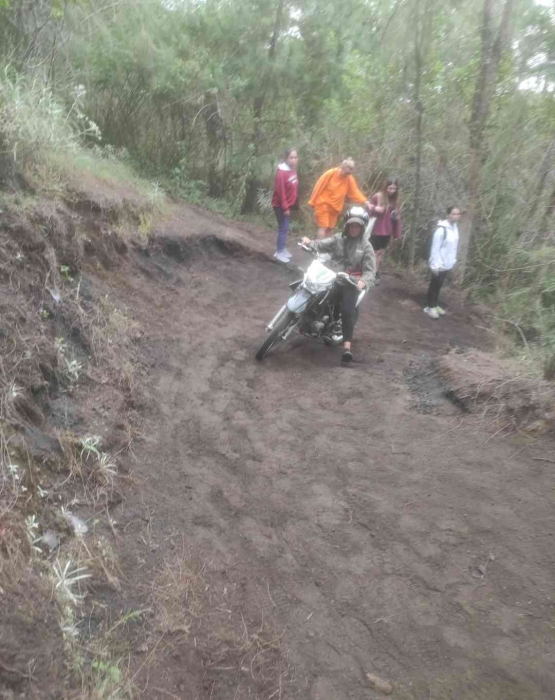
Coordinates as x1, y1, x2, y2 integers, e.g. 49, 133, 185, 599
255, 243, 366, 361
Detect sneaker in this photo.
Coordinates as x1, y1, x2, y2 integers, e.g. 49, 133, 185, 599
436, 306, 446, 316
341, 349, 353, 363
274, 250, 291, 264
282, 248, 293, 259
423, 306, 439, 319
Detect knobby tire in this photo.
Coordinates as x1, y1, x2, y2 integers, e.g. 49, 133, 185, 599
255, 310, 295, 360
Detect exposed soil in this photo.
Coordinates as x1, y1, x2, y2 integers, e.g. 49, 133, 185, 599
94, 207, 555, 700
2, 197, 554, 700
437, 348, 555, 433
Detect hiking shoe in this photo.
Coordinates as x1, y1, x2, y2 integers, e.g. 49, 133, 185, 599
341, 349, 353, 363
274, 250, 291, 263
424, 306, 439, 319
436, 306, 446, 316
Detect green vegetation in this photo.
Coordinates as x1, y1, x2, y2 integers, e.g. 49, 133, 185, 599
1, 0, 554, 374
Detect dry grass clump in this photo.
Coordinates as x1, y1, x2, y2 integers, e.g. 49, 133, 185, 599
437, 348, 555, 433
151, 555, 208, 637
63, 533, 122, 593
144, 551, 292, 699
88, 296, 142, 362
56, 431, 124, 507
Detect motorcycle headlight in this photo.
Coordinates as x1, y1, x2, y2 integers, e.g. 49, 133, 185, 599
304, 279, 330, 294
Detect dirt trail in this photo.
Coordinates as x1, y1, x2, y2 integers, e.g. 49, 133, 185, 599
106, 208, 555, 700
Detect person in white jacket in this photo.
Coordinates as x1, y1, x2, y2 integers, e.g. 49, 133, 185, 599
424, 206, 461, 319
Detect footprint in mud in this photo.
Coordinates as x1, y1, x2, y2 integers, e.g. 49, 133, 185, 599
238, 515, 280, 556
310, 675, 347, 700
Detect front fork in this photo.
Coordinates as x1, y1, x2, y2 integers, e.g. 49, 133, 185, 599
266, 305, 299, 340
266, 287, 312, 333
266, 305, 287, 331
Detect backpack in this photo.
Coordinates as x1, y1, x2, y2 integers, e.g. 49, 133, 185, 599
426, 225, 446, 261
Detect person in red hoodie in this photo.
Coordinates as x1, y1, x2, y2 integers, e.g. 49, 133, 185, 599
271, 148, 299, 263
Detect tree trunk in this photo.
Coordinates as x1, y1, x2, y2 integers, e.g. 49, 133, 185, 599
241, 0, 285, 214
241, 94, 265, 214
527, 135, 555, 239
202, 92, 225, 199
408, 0, 424, 268
539, 182, 555, 237
459, 0, 514, 281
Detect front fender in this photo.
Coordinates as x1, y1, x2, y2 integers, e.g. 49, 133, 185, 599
287, 288, 312, 313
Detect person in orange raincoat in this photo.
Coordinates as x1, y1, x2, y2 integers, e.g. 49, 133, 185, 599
308, 158, 372, 238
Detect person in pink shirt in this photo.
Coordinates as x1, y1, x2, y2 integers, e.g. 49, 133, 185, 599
271, 148, 299, 263
368, 178, 402, 277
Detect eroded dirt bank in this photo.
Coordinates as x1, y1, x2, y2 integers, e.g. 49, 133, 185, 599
103, 212, 555, 700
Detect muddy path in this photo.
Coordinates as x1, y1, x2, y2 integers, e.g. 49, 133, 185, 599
105, 214, 555, 700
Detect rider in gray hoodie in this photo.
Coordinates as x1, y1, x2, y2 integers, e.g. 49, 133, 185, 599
301, 206, 376, 362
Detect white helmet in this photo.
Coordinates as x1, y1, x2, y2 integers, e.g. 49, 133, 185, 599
343, 206, 369, 232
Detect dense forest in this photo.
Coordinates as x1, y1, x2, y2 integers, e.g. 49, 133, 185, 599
1, 0, 555, 372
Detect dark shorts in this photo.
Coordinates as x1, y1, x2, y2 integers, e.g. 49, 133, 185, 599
370, 235, 391, 251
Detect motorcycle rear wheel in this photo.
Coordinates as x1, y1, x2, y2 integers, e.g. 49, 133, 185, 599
255, 310, 295, 361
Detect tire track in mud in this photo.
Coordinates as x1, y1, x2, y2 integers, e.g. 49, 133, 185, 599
115, 232, 555, 700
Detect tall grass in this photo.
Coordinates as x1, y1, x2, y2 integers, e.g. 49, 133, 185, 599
0, 68, 160, 196
0, 69, 82, 172
495, 245, 555, 379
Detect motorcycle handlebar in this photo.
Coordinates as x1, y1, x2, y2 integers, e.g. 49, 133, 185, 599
336, 271, 361, 288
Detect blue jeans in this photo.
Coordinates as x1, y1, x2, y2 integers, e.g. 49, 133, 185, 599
273, 206, 289, 252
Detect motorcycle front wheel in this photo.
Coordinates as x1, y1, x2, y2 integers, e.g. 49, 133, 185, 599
255, 310, 296, 361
